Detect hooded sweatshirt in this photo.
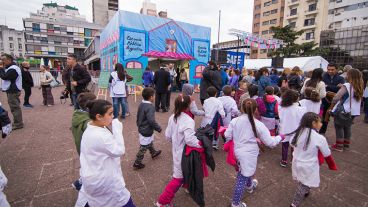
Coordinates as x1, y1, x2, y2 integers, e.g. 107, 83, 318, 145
72, 110, 90, 155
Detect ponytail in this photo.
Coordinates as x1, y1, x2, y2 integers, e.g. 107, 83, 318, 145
173, 94, 191, 123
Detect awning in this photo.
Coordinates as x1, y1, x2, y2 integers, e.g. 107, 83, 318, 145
142, 51, 194, 60
84, 54, 100, 65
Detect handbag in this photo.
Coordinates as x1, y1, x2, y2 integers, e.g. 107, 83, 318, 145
332, 85, 352, 126
50, 78, 59, 88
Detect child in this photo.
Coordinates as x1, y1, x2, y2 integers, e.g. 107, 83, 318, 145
39, 65, 54, 106
0, 165, 10, 207
218, 85, 240, 127
225, 98, 284, 207
279, 89, 307, 167
234, 81, 247, 107
182, 83, 205, 117
259, 86, 279, 136
299, 87, 321, 114
201, 86, 225, 128
76, 100, 135, 207
156, 95, 202, 207
133, 87, 162, 169
288, 112, 337, 207
71, 92, 97, 190
248, 84, 263, 119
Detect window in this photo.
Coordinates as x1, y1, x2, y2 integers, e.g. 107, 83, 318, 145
270, 19, 277, 24
328, 10, 335, 14
271, 9, 278, 14
264, 1, 271, 7
255, 5, 261, 10
309, 3, 317, 11
255, 13, 261, 18
17, 38, 21, 42
263, 11, 270, 16
289, 22, 296, 28
262, 30, 269, 35
46, 24, 54, 30
262, 21, 269, 26
18, 43, 22, 50
32, 23, 40, 32
260, 49, 267, 54
272, 0, 278, 3
8, 37, 13, 41
304, 18, 315, 26
254, 23, 260, 27
9, 43, 13, 49
290, 8, 297, 16
306, 31, 315, 40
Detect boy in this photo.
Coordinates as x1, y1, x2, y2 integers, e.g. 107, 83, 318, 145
218, 85, 240, 127
71, 92, 97, 190
234, 81, 248, 108
134, 87, 162, 169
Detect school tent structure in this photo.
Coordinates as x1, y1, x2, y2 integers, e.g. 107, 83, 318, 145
99, 10, 211, 85
244, 56, 329, 71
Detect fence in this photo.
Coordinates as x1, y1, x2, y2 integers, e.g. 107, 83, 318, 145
0, 71, 64, 89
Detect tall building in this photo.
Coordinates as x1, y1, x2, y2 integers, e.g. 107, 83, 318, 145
140, 0, 158, 17
251, 0, 285, 59
92, 0, 119, 27
0, 25, 25, 58
23, 3, 103, 67
327, 0, 368, 29
283, 0, 329, 46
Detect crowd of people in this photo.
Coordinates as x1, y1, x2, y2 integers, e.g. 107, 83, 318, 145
0, 53, 368, 207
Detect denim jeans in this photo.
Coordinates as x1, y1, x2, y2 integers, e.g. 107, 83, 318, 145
112, 97, 127, 118
71, 93, 80, 110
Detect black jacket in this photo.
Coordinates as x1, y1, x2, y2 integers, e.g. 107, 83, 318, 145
65, 64, 91, 94
136, 102, 162, 137
0, 63, 21, 93
200, 67, 222, 100
323, 73, 345, 93
287, 74, 302, 91
21, 68, 34, 88
181, 126, 215, 207
153, 68, 170, 93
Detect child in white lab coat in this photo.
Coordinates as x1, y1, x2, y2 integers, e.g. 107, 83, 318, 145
218, 85, 240, 127
201, 86, 225, 127
182, 83, 205, 117
299, 87, 321, 115
288, 112, 337, 207
76, 100, 135, 207
156, 95, 202, 207
279, 89, 307, 168
0, 166, 10, 207
225, 98, 284, 207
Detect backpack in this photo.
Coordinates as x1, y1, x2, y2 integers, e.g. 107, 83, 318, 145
264, 100, 277, 118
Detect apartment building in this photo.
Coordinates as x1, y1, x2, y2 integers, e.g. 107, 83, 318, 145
283, 0, 329, 46
328, 0, 368, 29
23, 3, 103, 67
251, 0, 285, 59
93, 0, 119, 27
0, 25, 25, 58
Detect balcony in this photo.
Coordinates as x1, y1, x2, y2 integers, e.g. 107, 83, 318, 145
305, 8, 318, 16
303, 24, 316, 30
286, 14, 298, 20
288, 0, 299, 7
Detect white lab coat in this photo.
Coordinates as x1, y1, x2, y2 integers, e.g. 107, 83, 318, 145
299, 99, 321, 114
291, 129, 331, 188
77, 119, 130, 207
0, 166, 10, 207
165, 113, 201, 178
190, 100, 205, 116
218, 96, 240, 127
224, 114, 282, 177
279, 104, 307, 142
201, 97, 225, 127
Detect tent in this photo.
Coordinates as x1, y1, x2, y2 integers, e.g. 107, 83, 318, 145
244, 56, 329, 71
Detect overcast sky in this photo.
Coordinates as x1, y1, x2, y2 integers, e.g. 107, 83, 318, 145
0, 0, 254, 43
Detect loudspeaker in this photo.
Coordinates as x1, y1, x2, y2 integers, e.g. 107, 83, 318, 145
271, 57, 284, 68
211, 50, 227, 64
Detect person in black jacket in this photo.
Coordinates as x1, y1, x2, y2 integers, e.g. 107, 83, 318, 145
21, 62, 34, 108
65, 54, 91, 109
153, 66, 171, 112
133, 87, 162, 169
199, 61, 222, 105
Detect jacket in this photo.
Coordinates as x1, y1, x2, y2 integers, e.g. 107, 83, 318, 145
0, 63, 21, 93
142, 70, 154, 86
322, 73, 345, 93
65, 64, 91, 94
260, 95, 278, 118
71, 110, 90, 155
287, 75, 302, 91
220, 69, 229, 88
153, 68, 170, 93
21, 68, 34, 88
200, 67, 222, 100
181, 126, 215, 207
137, 101, 162, 137
210, 112, 224, 142
252, 75, 271, 97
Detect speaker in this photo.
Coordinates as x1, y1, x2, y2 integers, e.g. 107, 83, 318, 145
211, 50, 227, 64
271, 57, 284, 68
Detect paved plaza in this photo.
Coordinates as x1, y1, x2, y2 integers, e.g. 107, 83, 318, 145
0, 87, 367, 207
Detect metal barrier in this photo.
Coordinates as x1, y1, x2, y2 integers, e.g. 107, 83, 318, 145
0, 71, 64, 88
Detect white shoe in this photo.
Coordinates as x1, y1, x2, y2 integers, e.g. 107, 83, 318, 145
247, 179, 258, 193
231, 202, 247, 207
155, 202, 173, 207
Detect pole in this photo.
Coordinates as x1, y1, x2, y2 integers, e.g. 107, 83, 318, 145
236, 36, 240, 69
216, 10, 221, 62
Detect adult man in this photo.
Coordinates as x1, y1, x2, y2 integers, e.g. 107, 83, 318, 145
21, 61, 34, 108
154, 65, 170, 112
65, 54, 91, 109
166, 63, 177, 109
0, 54, 24, 130
199, 61, 222, 105
320, 63, 345, 134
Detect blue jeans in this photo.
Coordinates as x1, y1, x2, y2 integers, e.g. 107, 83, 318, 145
112, 97, 127, 119
71, 93, 80, 110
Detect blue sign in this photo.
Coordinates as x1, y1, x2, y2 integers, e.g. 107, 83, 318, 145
193, 40, 210, 64
123, 30, 146, 60
226, 51, 245, 69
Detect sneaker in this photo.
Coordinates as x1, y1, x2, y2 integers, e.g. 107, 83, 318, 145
47, 104, 53, 107
331, 144, 343, 152
231, 202, 247, 207
125, 112, 130, 117
133, 162, 145, 170
72, 179, 82, 191
212, 144, 219, 150
280, 160, 287, 168
12, 126, 24, 130
343, 145, 350, 151
155, 202, 174, 207
246, 179, 258, 193
151, 150, 162, 159
23, 104, 33, 108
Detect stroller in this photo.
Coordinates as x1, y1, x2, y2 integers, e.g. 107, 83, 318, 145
0, 104, 12, 139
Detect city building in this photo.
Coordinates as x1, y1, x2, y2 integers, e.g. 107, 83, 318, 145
327, 0, 368, 30
23, 2, 103, 67
92, 0, 119, 27
283, 0, 329, 46
251, 0, 285, 59
0, 25, 25, 58
84, 35, 100, 73
140, 0, 158, 17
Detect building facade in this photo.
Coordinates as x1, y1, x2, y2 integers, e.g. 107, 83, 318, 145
92, 0, 119, 27
251, 0, 285, 59
140, 0, 158, 16
23, 3, 102, 67
327, 0, 368, 30
0, 25, 25, 58
283, 0, 329, 46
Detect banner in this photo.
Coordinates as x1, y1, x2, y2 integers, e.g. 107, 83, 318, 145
226, 51, 245, 69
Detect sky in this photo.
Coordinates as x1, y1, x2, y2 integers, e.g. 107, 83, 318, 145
0, 0, 254, 43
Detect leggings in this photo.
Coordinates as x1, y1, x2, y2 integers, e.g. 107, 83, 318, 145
158, 178, 183, 205
281, 142, 293, 162
232, 172, 253, 206
291, 182, 310, 207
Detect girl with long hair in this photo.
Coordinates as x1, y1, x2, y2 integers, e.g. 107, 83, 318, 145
224, 98, 284, 207
109, 63, 128, 119
301, 68, 326, 99
299, 87, 321, 114
287, 66, 303, 91
252, 67, 271, 96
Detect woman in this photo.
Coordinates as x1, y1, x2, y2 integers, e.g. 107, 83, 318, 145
179, 68, 188, 91
301, 68, 327, 99
142, 66, 154, 87
39, 65, 54, 106
252, 67, 271, 96
109, 63, 130, 119
269, 68, 280, 86
287, 66, 303, 91
242, 69, 255, 84
330, 69, 364, 151
229, 69, 240, 89
278, 68, 291, 88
